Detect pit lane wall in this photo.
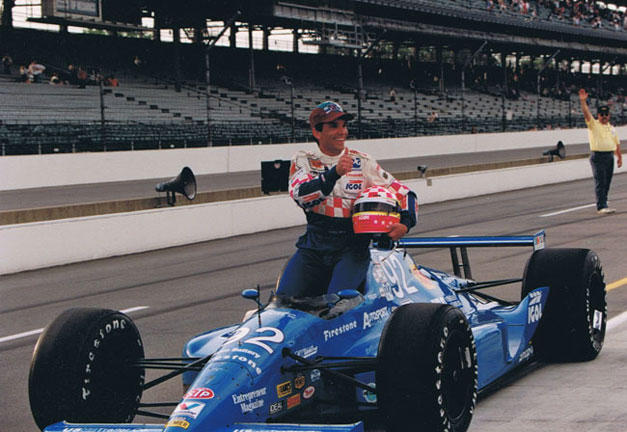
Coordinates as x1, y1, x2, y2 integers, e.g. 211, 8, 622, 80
1, 128, 626, 275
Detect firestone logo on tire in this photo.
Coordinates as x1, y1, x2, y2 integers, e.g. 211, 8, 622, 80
184, 387, 215, 400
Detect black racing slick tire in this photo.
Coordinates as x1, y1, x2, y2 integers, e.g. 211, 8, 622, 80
522, 248, 606, 362
376, 304, 478, 432
29, 308, 145, 431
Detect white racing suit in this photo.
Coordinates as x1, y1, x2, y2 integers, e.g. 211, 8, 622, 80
276, 147, 418, 297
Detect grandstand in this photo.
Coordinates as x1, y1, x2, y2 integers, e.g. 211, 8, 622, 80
1, 0, 626, 154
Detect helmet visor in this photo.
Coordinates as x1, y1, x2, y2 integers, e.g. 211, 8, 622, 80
354, 201, 400, 214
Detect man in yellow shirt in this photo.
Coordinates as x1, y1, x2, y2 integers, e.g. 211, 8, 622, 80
579, 89, 623, 215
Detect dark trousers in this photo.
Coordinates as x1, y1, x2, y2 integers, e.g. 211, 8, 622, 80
590, 151, 614, 210
276, 247, 370, 298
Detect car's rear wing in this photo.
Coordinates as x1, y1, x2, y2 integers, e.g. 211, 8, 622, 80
397, 230, 546, 279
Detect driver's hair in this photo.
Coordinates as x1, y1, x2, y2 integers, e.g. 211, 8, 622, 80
312, 123, 323, 145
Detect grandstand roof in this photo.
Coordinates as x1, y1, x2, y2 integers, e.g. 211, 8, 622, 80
142, 0, 627, 58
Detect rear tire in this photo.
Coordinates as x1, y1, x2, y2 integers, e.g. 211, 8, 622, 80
29, 308, 145, 430
376, 304, 478, 432
522, 248, 606, 362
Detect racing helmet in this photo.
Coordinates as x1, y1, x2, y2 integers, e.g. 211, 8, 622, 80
352, 186, 401, 234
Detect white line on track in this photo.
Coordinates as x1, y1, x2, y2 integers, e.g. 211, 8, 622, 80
0, 306, 150, 344
607, 310, 627, 332
539, 203, 596, 217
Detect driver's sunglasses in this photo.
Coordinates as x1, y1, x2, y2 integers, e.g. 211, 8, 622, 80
599, 112, 610, 117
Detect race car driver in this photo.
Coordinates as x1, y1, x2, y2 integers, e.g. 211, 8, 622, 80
276, 101, 418, 298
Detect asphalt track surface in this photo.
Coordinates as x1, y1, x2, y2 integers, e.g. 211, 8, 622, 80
1, 172, 626, 432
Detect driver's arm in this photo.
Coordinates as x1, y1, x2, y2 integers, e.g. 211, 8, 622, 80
289, 155, 341, 211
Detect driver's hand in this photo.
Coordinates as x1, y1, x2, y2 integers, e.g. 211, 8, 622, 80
578, 88, 588, 101
336, 148, 353, 176
386, 223, 408, 241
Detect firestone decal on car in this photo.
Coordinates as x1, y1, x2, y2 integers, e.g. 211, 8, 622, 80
323, 320, 358, 341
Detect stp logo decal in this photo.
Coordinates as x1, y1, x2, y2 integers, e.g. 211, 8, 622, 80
303, 386, 315, 399
184, 387, 214, 400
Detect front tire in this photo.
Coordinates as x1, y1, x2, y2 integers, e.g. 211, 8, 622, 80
522, 248, 606, 362
29, 308, 145, 430
376, 304, 478, 432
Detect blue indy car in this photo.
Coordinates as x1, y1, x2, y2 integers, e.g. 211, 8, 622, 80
29, 230, 607, 432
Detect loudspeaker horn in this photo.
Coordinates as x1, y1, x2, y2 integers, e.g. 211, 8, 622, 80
155, 166, 197, 206
543, 141, 566, 162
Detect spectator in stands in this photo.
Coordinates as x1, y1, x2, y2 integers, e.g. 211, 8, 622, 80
49, 73, 61, 85
2, 54, 13, 75
276, 101, 418, 297
64, 64, 78, 85
77, 66, 88, 88
389, 87, 397, 102
105, 74, 119, 87
27, 60, 46, 83
579, 88, 622, 215
18, 65, 29, 82
427, 111, 440, 123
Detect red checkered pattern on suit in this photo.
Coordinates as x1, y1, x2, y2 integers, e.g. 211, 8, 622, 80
313, 197, 352, 218
289, 173, 321, 202
387, 180, 410, 209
